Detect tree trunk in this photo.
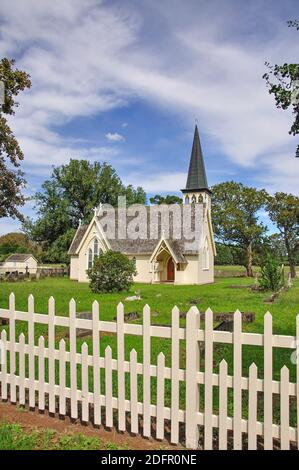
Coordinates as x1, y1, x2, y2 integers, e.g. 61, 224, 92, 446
285, 238, 297, 279
246, 242, 254, 277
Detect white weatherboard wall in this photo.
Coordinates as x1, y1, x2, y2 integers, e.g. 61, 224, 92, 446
0, 294, 298, 450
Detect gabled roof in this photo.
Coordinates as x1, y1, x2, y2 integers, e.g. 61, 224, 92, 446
5, 253, 37, 262
150, 238, 187, 264
68, 225, 89, 255
182, 125, 210, 193
68, 205, 205, 256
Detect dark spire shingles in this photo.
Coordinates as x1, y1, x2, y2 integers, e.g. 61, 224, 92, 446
183, 125, 209, 192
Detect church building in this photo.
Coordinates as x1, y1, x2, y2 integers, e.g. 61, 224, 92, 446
68, 126, 216, 284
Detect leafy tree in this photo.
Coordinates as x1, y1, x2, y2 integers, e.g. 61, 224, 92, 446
149, 194, 183, 205
263, 21, 299, 158
0, 58, 31, 219
266, 192, 299, 278
259, 253, 284, 292
88, 251, 136, 293
0, 232, 37, 261
24, 159, 146, 252
214, 243, 234, 265
43, 229, 76, 264
212, 182, 268, 277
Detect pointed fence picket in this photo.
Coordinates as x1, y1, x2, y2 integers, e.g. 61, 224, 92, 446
0, 293, 298, 450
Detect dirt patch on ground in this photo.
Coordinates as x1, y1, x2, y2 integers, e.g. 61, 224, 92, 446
0, 401, 181, 450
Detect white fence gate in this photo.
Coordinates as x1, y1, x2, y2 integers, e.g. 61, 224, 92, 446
0, 293, 298, 450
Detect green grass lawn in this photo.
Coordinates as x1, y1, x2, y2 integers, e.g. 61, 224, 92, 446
0, 422, 127, 450
0, 276, 298, 426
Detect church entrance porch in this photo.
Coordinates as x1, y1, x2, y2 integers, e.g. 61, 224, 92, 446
150, 239, 179, 283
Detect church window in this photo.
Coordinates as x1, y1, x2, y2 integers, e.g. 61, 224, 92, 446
191, 195, 196, 204
94, 238, 99, 257
185, 195, 190, 204
88, 248, 93, 270
87, 238, 102, 269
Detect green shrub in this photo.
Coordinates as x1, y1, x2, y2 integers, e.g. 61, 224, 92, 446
259, 253, 284, 292
88, 250, 136, 293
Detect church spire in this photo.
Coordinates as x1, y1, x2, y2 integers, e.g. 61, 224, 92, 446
182, 125, 210, 193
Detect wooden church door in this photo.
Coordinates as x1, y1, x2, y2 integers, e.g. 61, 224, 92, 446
167, 258, 175, 281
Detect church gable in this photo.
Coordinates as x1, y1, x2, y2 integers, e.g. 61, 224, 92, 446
69, 125, 215, 285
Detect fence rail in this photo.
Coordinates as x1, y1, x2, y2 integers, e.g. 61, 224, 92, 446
0, 293, 298, 450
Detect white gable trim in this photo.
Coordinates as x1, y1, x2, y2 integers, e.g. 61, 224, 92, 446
75, 217, 111, 255
149, 238, 180, 265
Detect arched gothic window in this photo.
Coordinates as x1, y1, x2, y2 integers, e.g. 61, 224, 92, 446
87, 238, 102, 269
94, 238, 99, 257
88, 248, 93, 270
185, 195, 190, 204
191, 195, 196, 204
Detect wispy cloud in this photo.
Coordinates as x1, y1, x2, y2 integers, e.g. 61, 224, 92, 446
0, 0, 298, 238
105, 132, 125, 142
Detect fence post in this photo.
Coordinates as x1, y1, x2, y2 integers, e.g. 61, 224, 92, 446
28, 294, 35, 409
185, 306, 199, 449
92, 300, 101, 425
48, 296, 55, 414
280, 365, 290, 450
69, 298, 78, 419
0, 330, 7, 400
233, 309, 242, 450
248, 362, 258, 450
219, 359, 228, 450
171, 306, 180, 444
117, 302, 125, 431
143, 304, 151, 438
9, 292, 16, 403
264, 312, 273, 449
204, 307, 214, 449
296, 314, 299, 450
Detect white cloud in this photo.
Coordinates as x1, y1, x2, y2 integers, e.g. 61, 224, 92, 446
105, 132, 125, 142
0, 0, 297, 208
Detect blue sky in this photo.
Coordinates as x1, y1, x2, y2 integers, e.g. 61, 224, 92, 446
0, 0, 298, 235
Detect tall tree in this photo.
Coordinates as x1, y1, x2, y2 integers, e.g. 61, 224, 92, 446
266, 192, 299, 278
24, 159, 146, 249
212, 182, 268, 276
0, 58, 31, 219
149, 194, 183, 205
263, 20, 299, 158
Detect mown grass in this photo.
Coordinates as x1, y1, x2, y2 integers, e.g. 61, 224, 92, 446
0, 276, 298, 426
0, 422, 127, 450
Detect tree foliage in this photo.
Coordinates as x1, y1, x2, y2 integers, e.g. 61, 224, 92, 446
266, 192, 299, 278
0, 232, 37, 261
263, 21, 299, 157
149, 194, 183, 205
259, 253, 284, 292
0, 58, 31, 219
24, 159, 146, 255
212, 181, 268, 276
88, 251, 137, 293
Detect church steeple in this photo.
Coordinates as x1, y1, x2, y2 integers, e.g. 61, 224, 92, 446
181, 125, 211, 205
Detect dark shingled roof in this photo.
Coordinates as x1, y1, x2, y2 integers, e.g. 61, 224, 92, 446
68, 225, 89, 255
5, 254, 35, 262
68, 205, 204, 257
182, 125, 210, 193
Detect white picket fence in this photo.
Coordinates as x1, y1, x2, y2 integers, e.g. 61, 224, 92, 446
0, 293, 298, 450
